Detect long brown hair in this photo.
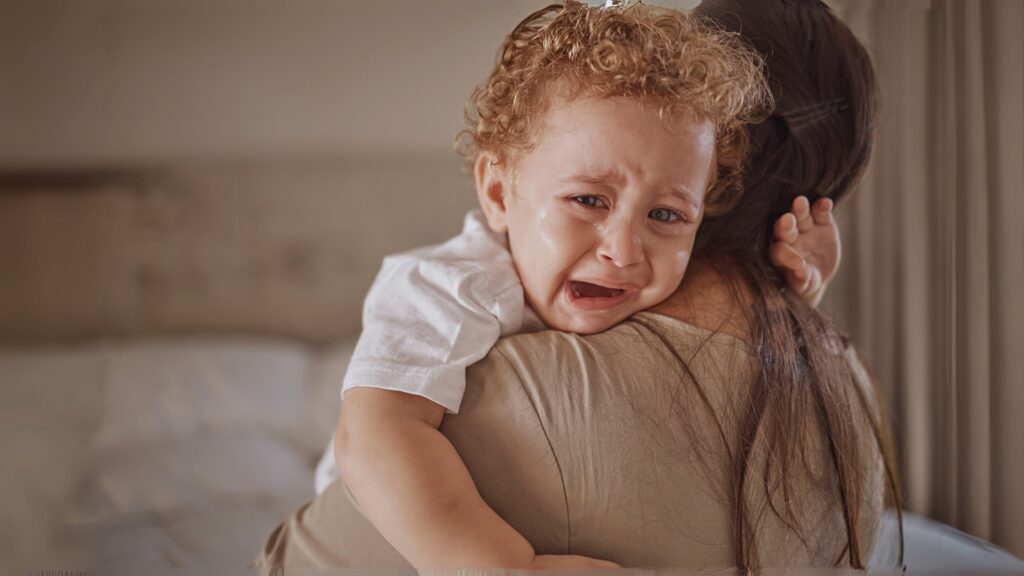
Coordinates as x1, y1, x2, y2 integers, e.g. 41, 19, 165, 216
668, 0, 903, 570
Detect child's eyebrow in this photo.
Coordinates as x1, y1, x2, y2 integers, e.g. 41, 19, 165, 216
561, 169, 627, 188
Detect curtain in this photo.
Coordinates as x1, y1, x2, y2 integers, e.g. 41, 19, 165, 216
823, 0, 1024, 558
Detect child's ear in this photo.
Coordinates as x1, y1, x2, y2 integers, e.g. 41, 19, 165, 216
474, 153, 510, 234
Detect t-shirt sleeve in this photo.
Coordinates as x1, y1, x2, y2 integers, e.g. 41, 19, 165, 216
341, 211, 525, 414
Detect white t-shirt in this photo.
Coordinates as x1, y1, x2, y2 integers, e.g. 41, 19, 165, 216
314, 209, 542, 494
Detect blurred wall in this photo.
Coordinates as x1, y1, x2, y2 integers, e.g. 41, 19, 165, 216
0, 159, 477, 344
0, 0, 699, 167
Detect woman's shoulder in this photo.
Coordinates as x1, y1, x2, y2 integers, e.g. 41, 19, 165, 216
481, 309, 761, 407
481, 311, 762, 455
496, 311, 754, 365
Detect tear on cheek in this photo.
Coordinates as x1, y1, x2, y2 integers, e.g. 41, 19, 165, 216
676, 250, 691, 270
535, 211, 558, 252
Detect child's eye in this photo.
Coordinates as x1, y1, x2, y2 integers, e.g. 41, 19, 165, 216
570, 195, 607, 209
649, 207, 684, 223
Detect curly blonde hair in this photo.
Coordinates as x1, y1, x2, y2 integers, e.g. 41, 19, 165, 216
457, 0, 772, 215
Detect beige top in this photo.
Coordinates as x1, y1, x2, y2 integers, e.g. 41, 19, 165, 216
256, 311, 884, 571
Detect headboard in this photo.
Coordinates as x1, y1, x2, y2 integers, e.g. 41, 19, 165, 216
0, 155, 477, 345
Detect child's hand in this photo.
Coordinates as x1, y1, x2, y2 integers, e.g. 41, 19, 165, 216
769, 196, 841, 307
529, 554, 621, 570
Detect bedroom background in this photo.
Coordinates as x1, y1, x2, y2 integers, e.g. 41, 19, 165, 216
1, 0, 1021, 573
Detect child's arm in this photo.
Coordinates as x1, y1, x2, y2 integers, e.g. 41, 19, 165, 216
336, 388, 620, 570
769, 195, 841, 306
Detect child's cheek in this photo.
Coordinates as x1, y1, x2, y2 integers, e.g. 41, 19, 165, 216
664, 249, 692, 290
534, 207, 559, 254
675, 249, 691, 274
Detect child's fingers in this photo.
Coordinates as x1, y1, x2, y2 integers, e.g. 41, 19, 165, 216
811, 197, 835, 226
791, 262, 808, 281
787, 262, 816, 295
773, 213, 799, 244
800, 267, 822, 295
770, 241, 805, 271
792, 196, 814, 232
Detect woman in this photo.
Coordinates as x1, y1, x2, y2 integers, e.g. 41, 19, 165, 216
256, 0, 901, 571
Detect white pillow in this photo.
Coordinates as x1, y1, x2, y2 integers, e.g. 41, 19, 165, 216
80, 337, 358, 522
93, 338, 312, 452
73, 434, 313, 523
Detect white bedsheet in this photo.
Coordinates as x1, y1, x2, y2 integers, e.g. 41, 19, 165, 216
1, 337, 353, 573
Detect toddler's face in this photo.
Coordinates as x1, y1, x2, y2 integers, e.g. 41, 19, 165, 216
478, 94, 715, 334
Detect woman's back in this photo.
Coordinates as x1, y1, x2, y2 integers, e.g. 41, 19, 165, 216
256, 311, 886, 571
445, 311, 885, 567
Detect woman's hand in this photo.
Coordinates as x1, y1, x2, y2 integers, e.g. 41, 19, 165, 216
528, 554, 621, 570
769, 195, 841, 307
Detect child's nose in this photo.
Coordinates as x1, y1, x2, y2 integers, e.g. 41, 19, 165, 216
597, 220, 645, 267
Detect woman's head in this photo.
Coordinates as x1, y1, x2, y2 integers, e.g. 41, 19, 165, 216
459, 0, 770, 334
693, 0, 878, 265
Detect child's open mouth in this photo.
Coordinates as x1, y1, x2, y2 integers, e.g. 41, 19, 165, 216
571, 281, 624, 299
565, 280, 632, 311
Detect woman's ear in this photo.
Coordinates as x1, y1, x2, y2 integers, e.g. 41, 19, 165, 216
474, 153, 510, 234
